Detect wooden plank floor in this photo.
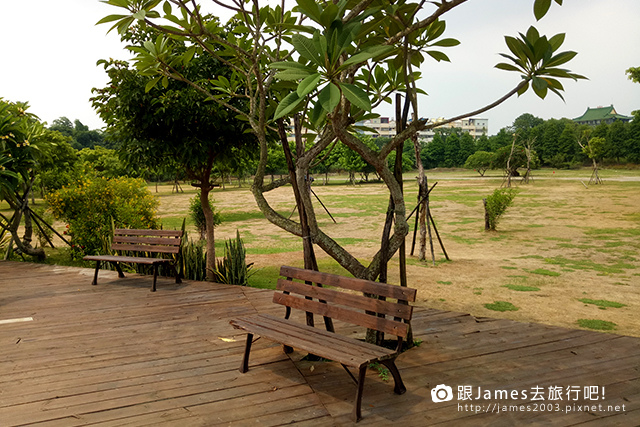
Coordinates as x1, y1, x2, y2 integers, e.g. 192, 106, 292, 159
0, 261, 638, 426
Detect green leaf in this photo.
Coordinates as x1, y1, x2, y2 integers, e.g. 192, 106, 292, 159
295, 0, 323, 24
319, 2, 339, 28
291, 34, 322, 66
318, 83, 341, 113
545, 51, 577, 68
340, 83, 371, 111
163, 1, 172, 15
430, 38, 461, 48
425, 50, 450, 62
517, 80, 530, 97
297, 73, 322, 97
270, 61, 315, 71
342, 45, 394, 67
183, 45, 197, 64
495, 63, 523, 73
532, 76, 548, 99
534, 0, 552, 21
505, 36, 526, 62
96, 14, 128, 25
548, 33, 565, 51
276, 69, 314, 81
274, 91, 302, 120
310, 101, 325, 127
133, 10, 147, 20
145, 76, 161, 93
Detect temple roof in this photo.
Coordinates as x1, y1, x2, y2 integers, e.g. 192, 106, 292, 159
574, 105, 632, 123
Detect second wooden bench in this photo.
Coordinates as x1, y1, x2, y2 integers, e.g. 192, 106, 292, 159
83, 228, 183, 292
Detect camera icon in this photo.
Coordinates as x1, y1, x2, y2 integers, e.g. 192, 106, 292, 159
431, 384, 453, 403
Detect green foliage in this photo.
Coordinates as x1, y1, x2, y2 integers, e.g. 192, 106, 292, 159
46, 177, 159, 258
464, 151, 495, 176
495, 26, 586, 100
189, 194, 222, 239
484, 188, 518, 231
484, 301, 519, 312
577, 319, 617, 331
368, 362, 390, 382
178, 234, 208, 281
578, 299, 626, 309
78, 146, 128, 178
49, 117, 106, 149
502, 284, 540, 291
211, 230, 254, 286
626, 66, 640, 84
528, 268, 561, 277
36, 130, 83, 192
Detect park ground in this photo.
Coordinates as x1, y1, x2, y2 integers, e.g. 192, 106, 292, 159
5, 168, 640, 337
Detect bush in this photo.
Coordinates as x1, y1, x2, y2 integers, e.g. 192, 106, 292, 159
178, 232, 208, 281
483, 188, 518, 231
46, 177, 159, 258
212, 230, 254, 286
189, 194, 222, 240
464, 151, 495, 176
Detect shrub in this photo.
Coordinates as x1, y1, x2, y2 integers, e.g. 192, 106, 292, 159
46, 177, 159, 258
483, 188, 518, 231
464, 151, 495, 176
212, 230, 254, 286
178, 232, 208, 281
189, 194, 222, 240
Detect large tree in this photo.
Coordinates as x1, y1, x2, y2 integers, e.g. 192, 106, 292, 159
99, 0, 583, 283
92, 34, 257, 280
0, 99, 50, 259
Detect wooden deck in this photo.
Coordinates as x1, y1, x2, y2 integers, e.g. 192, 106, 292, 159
0, 261, 638, 426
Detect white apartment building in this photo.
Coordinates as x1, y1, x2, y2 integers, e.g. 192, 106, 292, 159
357, 117, 488, 141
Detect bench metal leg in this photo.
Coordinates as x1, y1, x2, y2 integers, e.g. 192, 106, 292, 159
152, 264, 159, 292
111, 262, 125, 278
352, 365, 367, 422
239, 333, 254, 373
172, 263, 182, 284
381, 358, 407, 395
91, 261, 101, 286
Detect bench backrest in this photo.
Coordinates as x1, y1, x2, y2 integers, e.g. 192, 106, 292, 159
275, 266, 416, 338
111, 229, 183, 254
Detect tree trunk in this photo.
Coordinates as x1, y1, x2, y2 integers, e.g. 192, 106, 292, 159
201, 186, 216, 281
6, 191, 45, 260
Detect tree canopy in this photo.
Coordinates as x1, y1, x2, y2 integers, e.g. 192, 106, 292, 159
98, 0, 583, 281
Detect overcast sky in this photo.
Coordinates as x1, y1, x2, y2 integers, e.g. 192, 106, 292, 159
0, 0, 638, 135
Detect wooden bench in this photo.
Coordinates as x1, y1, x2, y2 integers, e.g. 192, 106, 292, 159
229, 266, 417, 422
83, 229, 183, 292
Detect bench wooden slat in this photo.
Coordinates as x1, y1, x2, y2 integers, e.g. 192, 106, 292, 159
277, 279, 413, 320
273, 293, 409, 338
83, 255, 172, 265
113, 236, 182, 246
114, 229, 183, 237
111, 243, 180, 254
231, 314, 394, 367
237, 313, 395, 360
279, 265, 416, 302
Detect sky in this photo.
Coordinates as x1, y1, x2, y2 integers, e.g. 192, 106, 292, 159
0, 0, 638, 135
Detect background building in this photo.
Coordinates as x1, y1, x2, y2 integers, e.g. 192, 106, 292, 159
573, 105, 633, 126
357, 117, 488, 141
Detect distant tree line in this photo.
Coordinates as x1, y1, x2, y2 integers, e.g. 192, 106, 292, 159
420, 111, 640, 172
